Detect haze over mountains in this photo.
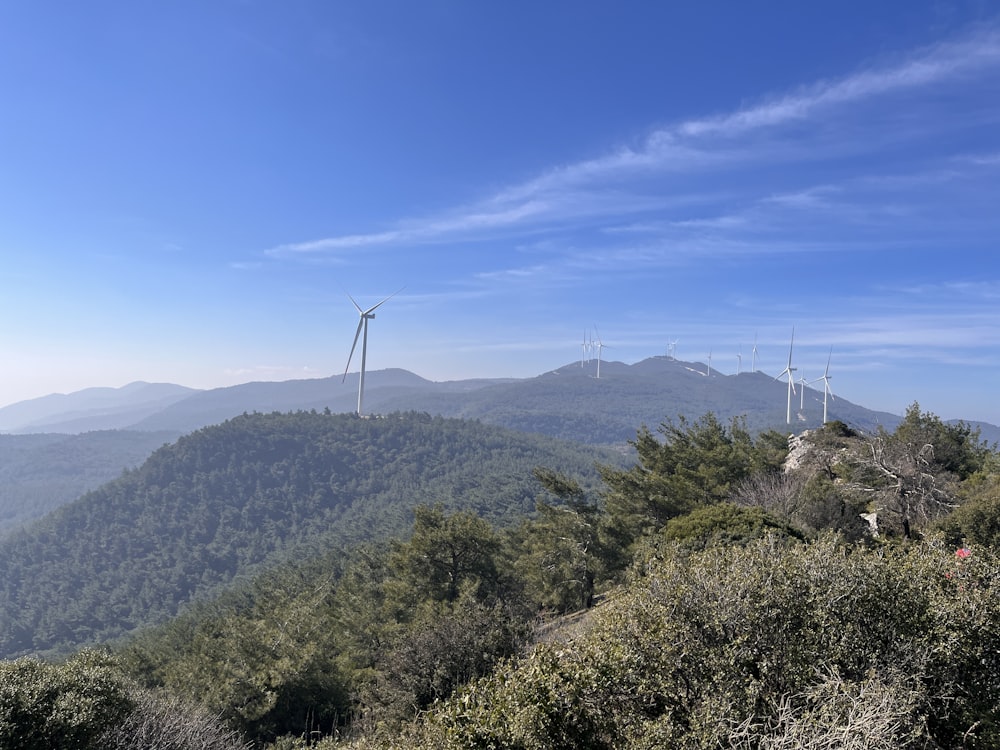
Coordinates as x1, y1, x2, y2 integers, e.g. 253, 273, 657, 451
5, 356, 972, 442
1, 357, 996, 536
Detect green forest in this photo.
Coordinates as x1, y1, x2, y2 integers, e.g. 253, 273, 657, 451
0, 430, 180, 534
2, 405, 999, 748
0, 411, 610, 657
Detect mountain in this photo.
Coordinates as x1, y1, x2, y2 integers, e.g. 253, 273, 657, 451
3, 360, 992, 534
0, 382, 199, 433
379, 358, 905, 444
0, 430, 181, 535
0, 359, 918, 443
0, 411, 612, 658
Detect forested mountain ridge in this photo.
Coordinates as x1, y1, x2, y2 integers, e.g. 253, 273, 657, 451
0, 429, 181, 535
111, 406, 998, 748
2, 406, 997, 748
0, 411, 612, 658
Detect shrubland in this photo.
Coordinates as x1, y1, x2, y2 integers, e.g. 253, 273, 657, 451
1, 403, 997, 748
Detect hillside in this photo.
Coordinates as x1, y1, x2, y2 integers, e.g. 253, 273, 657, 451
0, 411, 612, 658
0, 430, 180, 535
108, 407, 998, 748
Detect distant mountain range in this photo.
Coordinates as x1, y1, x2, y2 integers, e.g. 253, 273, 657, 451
2, 358, 998, 444
0, 359, 995, 536
0, 382, 198, 433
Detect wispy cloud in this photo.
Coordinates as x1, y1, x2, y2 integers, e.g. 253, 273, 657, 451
263, 23, 1000, 258
677, 26, 1000, 139
474, 265, 552, 282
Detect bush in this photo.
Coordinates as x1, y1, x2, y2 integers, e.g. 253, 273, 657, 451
658, 502, 803, 550
0, 650, 133, 750
102, 688, 250, 750
0, 649, 250, 750
405, 537, 1000, 749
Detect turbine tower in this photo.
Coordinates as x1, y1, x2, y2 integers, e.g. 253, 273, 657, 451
706, 349, 713, 377
811, 348, 835, 423
737, 346, 743, 375
594, 326, 608, 379
751, 332, 759, 372
774, 327, 797, 425
798, 372, 810, 410
342, 288, 402, 416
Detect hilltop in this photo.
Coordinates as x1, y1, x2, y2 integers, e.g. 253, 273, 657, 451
0, 411, 611, 658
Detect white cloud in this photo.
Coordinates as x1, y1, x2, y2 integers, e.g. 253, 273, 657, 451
263, 24, 1000, 258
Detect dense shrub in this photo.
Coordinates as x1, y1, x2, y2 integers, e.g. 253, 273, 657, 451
0, 649, 249, 750
0, 650, 133, 749
396, 536, 1000, 749
658, 502, 803, 549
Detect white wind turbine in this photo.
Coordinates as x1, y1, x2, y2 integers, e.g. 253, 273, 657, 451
811, 348, 835, 423
797, 372, 809, 410
751, 332, 759, 372
706, 349, 713, 377
594, 326, 609, 379
737, 346, 743, 375
342, 288, 402, 416
774, 328, 797, 425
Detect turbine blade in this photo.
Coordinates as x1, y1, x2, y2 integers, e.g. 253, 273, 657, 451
342, 319, 364, 381
346, 293, 364, 314
364, 286, 406, 315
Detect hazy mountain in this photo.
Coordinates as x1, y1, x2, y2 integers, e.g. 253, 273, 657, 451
379, 358, 906, 445
0, 382, 199, 433
0, 411, 611, 658
0, 430, 181, 535
0, 359, 925, 443
1, 360, 993, 534
126, 369, 507, 434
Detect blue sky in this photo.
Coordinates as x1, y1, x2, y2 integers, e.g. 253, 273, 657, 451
2, 2, 1000, 424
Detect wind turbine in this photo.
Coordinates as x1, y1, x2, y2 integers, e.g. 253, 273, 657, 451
706, 349, 713, 377
342, 288, 402, 416
594, 326, 609, 379
811, 348, 835, 423
751, 332, 759, 373
668, 339, 679, 359
797, 372, 809, 410
581, 330, 588, 367
737, 346, 743, 375
774, 327, 797, 425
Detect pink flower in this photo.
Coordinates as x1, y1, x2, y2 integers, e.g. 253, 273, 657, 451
955, 548, 971, 559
